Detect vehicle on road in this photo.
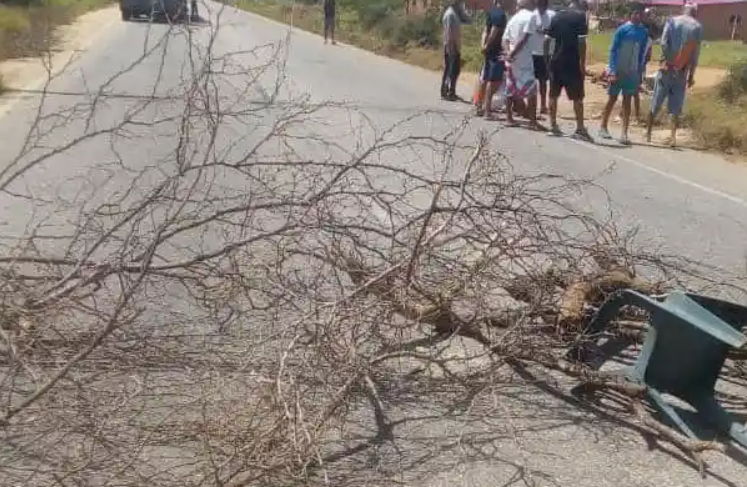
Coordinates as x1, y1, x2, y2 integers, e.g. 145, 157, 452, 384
119, 0, 187, 22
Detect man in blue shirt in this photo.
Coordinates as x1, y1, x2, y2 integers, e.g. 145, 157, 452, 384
598, 3, 649, 145
475, 0, 507, 119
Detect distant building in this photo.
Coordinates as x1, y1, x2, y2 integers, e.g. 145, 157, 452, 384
644, 0, 747, 40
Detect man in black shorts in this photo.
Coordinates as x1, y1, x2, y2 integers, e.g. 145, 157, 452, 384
323, 0, 336, 45
544, 0, 592, 140
475, 0, 507, 119
530, 0, 555, 115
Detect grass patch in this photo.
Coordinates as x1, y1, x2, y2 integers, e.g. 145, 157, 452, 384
684, 93, 747, 153
588, 31, 747, 69
0, 0, 112, 63
236, 0, 488, 72
683, 62, 747, 153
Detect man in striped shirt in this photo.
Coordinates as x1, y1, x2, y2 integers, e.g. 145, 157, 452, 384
645, 3, 703, 147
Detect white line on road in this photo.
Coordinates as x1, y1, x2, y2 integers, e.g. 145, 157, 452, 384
564, 136, 747, 209
235, 5, 747, 211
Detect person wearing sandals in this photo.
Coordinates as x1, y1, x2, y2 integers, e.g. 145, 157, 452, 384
598, 3, 649, 145
544, 0, 591, 141
475, 0, 508, 120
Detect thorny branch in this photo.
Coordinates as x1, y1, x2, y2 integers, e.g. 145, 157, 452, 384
0, 3, 745, 487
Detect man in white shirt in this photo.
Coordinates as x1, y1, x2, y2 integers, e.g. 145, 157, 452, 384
530, 0, 555, 114
503, 0, 543, 129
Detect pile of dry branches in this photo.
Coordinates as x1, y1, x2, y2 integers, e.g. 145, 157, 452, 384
0, 7, 744, 487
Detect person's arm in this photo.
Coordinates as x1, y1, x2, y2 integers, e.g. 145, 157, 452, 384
688, 25, 703, 87
579, 16, 589, 76
509, 14, 537, 61
645, 37, 653, 63
543, 16, 556, 64
502, 26, 511, 57
485, 20, 501, 54
608, 26, 624, 78
659, 18, 673, 67
637, 29, 648, 78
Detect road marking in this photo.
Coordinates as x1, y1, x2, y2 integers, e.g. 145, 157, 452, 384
0, 8, 119, 121
564, 136, 747, 209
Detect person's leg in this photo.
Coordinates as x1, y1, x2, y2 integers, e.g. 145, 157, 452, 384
667, 75, 687, 147
475, 81, 487, 114
548, 70, 563, 132
567, 72, 590, 138
646, 70, 668, 142
633, 90, 641, 122
504, 65, 521, 125
451, 50, 462, 98
324, 17, 330, 43
539, 57, 549, 114
483, 60, 503, 119
475, 59, 489, 114
445, 51, 458, 100
527, 92, 539, 127
441, 49, 450, 99
330, 16, 336, 44
621, 93, 632, 144
484, 81, 498, 119
505, 96, 516, 124
599, 84, 620, 139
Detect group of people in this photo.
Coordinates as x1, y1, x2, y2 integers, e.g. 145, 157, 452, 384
441, 0, 703, 147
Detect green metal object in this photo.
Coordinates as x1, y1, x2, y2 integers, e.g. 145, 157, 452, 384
567, 289, 747, 449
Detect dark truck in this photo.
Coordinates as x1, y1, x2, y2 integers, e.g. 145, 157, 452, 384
119, 0, 187, 22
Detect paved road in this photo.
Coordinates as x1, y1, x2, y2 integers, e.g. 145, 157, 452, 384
1, 3, 747, 486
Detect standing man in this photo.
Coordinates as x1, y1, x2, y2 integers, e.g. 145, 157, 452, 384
475, 0, 508, 119
323, 0, 336, 45
442, 1, 464, 101
598, 3, 648, 145
530, 0, 555, 115
544, 0, 591, 140
503, 0, 543, 129
646, 3, 703, 148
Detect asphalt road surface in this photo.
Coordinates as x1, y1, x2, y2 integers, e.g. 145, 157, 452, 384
1, 3, 747, 486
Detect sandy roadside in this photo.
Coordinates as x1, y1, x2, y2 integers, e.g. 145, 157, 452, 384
0, 6, 120, 94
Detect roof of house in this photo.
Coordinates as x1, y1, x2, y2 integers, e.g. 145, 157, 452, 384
644, 0, 746, 5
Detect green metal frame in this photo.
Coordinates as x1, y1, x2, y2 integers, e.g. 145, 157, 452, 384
567, 289, 747, 449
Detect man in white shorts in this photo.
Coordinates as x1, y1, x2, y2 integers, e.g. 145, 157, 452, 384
503, 0, 544, 129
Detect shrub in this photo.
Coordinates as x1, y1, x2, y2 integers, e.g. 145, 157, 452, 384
717, 59, 747, 102
390, 12, 440, 48
358, 2, 392, 30
0, 5, 31, 33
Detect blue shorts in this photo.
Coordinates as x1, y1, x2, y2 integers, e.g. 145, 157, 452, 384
482, 57, 504, 83
608, 77, 639, 97
650, 69, 688, 116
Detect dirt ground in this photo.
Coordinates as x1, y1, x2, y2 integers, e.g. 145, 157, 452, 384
0, 6, 119, 92
459, 64, 726, 150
